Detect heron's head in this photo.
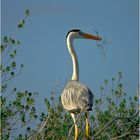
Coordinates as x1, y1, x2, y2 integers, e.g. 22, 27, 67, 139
66, 29, 102, 41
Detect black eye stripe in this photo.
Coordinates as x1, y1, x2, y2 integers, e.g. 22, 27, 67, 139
70, 29, 80, 32
66, 29, 81, 38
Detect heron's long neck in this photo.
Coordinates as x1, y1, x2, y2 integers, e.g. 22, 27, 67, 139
67, 37, 79, 81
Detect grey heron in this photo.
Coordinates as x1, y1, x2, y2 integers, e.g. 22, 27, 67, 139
61, 29, 102, 140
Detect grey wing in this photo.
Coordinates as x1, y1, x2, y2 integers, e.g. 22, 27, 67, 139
61, 81, 93, 112
79, 89, 93, 111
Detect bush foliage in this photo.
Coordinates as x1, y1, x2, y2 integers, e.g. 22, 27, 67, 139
1, 10, 38, 140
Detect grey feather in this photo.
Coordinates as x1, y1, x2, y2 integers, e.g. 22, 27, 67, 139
61, 80, 93, 113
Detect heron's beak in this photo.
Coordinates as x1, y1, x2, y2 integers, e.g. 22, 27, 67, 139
83, 33, 102, 41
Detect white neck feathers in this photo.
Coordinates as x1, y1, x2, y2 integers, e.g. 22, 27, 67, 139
67, 35, 79, 81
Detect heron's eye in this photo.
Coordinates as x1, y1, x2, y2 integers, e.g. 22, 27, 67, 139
78, 31, 83, 36
79, 31, 82, 35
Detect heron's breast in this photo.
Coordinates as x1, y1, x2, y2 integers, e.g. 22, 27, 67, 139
61, 88, 79, 111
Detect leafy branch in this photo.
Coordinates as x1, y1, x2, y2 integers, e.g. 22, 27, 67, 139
94, 111, 139, 139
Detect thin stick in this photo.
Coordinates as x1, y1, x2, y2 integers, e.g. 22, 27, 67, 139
28, 109, 51, 140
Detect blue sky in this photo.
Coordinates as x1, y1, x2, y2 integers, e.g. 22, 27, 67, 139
2, 0, 139, 112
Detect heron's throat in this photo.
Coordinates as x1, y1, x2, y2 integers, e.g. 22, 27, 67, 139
67, 37, 79, 81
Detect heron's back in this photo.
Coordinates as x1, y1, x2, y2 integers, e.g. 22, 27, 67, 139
61, 80, 93, 113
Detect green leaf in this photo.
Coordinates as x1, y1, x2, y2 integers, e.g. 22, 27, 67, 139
1, 44, 4, 52
100, 86, 104, 92
13, 87, 17, 91
21, 113, 26, 123
11, 71, 15, 76
25, 9, 30, 17
13, 50, 17, 55
27, 97, 35, 105
28, 92, 32, 96
11, 61, 16, 68
10, 53, 15, 58
16, 40, 21, 45
118, 71, 122, 79
3, 36, 8, 43
104, 79, 108, 84
27, 127, 31, 131
45, 98, 50, 110
134, 96, 138, 101
6, 66, 10, 72
21, 64, 24, 68
17, 19, 25, 29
